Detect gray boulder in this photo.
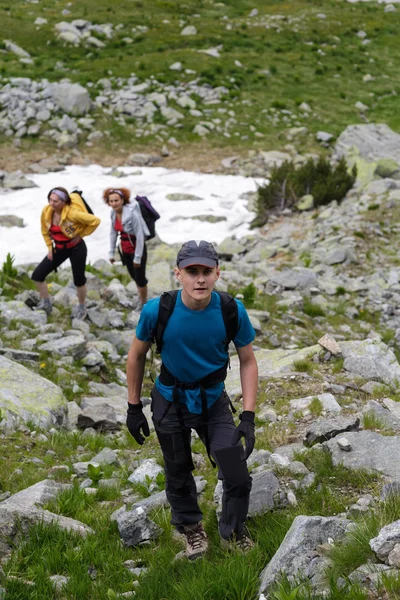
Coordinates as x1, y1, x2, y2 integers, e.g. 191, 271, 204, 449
340, 339, 400, 389
226, 345, 320, 399
362, 400, 400, 432
0, 215, 24, 227
259, 515, 348, 595
335, 124, 400, 165
0, 480, 92, 559
50, 82, 91, 115
370, 520, 400, 562
324, 430, 400, 481
39, 336, 87, 360
2, 172, 37, 189
0, 355, 66, 429
77, 403, 121, 432
304, 416, 360, 447
111, 506, 161, 547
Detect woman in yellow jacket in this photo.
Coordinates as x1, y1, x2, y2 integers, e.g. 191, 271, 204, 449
31, 187, 100, 319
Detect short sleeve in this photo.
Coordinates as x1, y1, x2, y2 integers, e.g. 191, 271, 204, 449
135, 297, 160, 342
233, 299, 256, 348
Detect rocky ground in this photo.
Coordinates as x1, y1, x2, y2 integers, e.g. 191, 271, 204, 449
3, 125, 400, 598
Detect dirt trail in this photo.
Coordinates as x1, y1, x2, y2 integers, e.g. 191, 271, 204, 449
0, 142, 247, 175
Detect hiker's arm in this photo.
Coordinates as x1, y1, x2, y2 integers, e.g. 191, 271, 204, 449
131, 210, 145, 266
127, 336, 151, 404
237, 343, 258, 412
41, 209, 53, 252
73, 211, 101, 233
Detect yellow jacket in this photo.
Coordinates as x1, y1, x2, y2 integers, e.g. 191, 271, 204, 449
41, 193, 101, 251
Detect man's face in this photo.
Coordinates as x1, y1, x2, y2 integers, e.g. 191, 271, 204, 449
175, 264, 220, 303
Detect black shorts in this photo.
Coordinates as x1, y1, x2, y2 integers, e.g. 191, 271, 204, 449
31, 240, 87, 287
120, 243, 148, 288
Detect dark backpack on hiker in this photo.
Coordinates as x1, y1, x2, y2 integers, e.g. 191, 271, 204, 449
152, 290, 239, 354
70, 190, 94, 215
135, 195, 160, 240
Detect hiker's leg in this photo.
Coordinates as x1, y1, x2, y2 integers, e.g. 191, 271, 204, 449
138, 285, 147, 305
69, 241, 87, 305
31, 250, 68, 298
130, 244, 148, 306
151, 387, 202, 529
199, 391, 252, 540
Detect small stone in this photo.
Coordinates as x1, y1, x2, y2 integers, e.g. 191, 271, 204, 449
318, 334, 341, 356
337, 437, 351, 452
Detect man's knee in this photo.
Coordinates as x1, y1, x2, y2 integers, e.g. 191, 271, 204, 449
223, 473, 252, 498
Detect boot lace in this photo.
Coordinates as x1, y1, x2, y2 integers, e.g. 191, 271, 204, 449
236, 533, 254, 551
186, 528, 206, 552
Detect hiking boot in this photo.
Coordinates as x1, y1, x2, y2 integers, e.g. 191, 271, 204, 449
35, 299, 52, 316
221, 532, 255, 553
73, 305, 87, 320
183, 523, 209, 560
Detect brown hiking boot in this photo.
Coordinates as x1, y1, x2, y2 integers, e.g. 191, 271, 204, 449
183, 523, 209, 560
221, 532, 255, 552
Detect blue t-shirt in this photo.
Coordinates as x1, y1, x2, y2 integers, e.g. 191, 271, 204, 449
136, 290, 255, 414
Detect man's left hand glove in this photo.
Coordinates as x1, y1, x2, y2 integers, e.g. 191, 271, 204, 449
231, 411, 255, 460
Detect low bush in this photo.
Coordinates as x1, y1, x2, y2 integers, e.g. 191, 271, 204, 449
252, 157, 357, 227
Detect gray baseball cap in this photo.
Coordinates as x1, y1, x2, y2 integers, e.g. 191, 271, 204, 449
176, 240, 219, 269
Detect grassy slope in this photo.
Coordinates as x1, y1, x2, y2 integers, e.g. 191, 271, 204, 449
0, 0, 400, 163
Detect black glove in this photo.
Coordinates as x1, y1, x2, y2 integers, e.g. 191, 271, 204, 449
231, 411, 255, 460
126, 402, 150, 445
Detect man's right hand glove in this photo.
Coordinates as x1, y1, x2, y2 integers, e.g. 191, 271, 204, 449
126, 402, 150, 445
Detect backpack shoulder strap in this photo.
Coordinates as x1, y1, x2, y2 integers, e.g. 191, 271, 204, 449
153, 290, 179, 354
217, 291, 239, 350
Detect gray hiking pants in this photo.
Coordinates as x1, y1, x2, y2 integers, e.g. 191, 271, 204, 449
151, 386, 252, 539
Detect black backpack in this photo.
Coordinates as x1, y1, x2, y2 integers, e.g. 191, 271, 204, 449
135, 195, 160, 240
71, 190, 94, 214
152, 290, 239, 354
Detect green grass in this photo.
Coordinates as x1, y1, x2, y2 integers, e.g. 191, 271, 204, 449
329, 496, 400, 579
293, 358, 315, 375
1, 0, 400, 156
303, 300, 325, 318
308, 397, 323, 417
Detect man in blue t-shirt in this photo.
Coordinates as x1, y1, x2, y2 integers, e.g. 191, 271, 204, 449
126, 240, 258, 560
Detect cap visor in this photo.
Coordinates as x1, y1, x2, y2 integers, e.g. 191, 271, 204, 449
178, 257, 217, 269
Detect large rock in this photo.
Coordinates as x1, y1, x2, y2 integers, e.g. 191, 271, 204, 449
362, 400, 400, 432
0, 479, 71, 509
77, 403, 121, 432
0, 215, 24, 227
324, 431, 400, 481
39, 336, 87, 360
111, 506, 161, 547
269, 268, 318, 290
2, 172, 37, 189
50, 82, 91, 115
226, 345, 320, 399
370, 520, 400, 563
290, 393, 341, 415
146, 261, 173, 296
304, 416, 360, 446
0, 480, 92, 559
339, 339, 400, 389
0, 300, 46, 327
335, 124, 400, 165
259, 515, 348, 596
0, 355, 66, 429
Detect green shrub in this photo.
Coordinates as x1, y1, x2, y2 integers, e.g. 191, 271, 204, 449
1, 252, 18, 277
252, 157, 357, 227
